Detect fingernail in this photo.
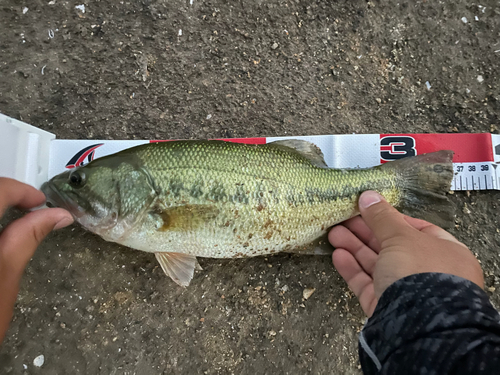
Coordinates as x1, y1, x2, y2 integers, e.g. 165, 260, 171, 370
54, 217, 74, 230
359, 191, 383, 209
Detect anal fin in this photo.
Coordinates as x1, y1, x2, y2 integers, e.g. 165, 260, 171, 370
155, 252, 201, 287
283, 233, 334, 255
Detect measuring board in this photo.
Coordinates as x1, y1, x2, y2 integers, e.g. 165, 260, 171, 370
373, 133, 500, 192
1, 113, 500, 190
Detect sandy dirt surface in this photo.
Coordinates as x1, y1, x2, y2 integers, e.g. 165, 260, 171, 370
1, 0, 499, 374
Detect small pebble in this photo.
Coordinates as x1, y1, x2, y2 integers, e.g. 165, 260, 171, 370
303, 288, 316, 300
33, 355, 44, 367
477, 75, 484, 83
461, 17, 468, 23
75, 4, 86, 13
271, 42, 279, 50
22, 7, 28, 14
425, 81, 431, 90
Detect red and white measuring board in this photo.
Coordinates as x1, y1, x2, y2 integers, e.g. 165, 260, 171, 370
48, 133, 500, 191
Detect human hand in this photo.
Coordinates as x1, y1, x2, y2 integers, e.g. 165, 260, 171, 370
0, 178, 73, 344
329, 190, 484, 317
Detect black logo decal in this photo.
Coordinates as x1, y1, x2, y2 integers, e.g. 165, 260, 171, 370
380, 136, 416, 161
65, 144, 104, 169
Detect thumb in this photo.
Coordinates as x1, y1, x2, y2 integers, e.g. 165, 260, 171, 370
0, 208, 73, 276
358, 191, 410, 245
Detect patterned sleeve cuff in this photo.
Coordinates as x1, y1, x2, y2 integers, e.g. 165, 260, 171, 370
359, 273, 500, 374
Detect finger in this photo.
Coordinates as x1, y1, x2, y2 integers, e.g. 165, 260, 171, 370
403, 216, 434, 231
0, 208, 73, 276
0, 178, 46, 216
420, 225, 467, 247
343, 216, 382, 253
403, 216, 466, 247
329, 225, 378, 275
332, 249, 377, 316
358, 191, 412, 246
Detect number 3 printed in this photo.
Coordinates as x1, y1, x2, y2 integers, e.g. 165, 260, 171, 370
380, 136, 416, 161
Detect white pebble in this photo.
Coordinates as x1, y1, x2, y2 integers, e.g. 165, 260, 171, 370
178, 29, 182, 36
303, 287, 316, 300
477, 75, 484, 83
206, 114, 212, 120
461, 17, 468, 23
22, 7, 28, 14
475, 16, 479, 21
75, 4, 86, 13
425, 81, 431, 90
23, 364, 27, 370
33, 355, 44, 367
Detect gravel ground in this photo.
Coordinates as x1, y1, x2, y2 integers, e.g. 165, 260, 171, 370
0, 0, 499, 374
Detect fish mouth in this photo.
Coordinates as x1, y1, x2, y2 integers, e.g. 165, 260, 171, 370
41, 181, 86, 218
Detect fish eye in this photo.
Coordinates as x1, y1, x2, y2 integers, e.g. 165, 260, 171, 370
69, 171, 86, 187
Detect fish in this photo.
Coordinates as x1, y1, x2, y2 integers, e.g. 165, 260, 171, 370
41, 140, 454, 286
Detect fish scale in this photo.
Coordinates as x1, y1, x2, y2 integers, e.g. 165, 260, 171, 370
128, 142, 394, 257
42, 140, 454, 286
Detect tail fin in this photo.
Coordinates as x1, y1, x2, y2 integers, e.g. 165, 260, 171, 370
381, 150, 455, 228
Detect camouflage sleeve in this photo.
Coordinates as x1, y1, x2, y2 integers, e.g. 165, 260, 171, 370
359, 273, 500, 374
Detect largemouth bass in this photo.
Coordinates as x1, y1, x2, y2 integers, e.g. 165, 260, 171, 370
41, 140, 454, 286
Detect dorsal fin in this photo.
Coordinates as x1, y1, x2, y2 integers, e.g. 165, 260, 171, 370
268, 139, 328, 168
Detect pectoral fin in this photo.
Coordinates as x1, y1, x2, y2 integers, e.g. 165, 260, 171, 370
155, 252, 201, 287
152, 204, 219, 232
